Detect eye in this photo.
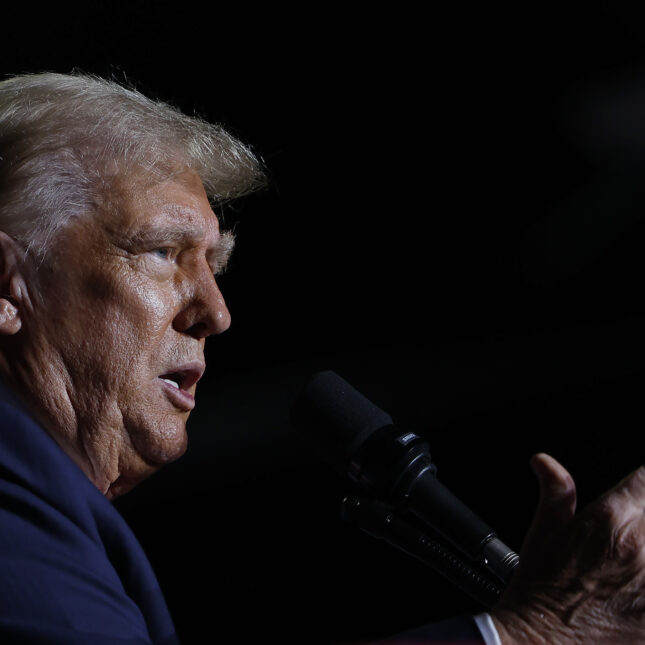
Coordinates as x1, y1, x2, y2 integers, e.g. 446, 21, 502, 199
152, 247, 173, 260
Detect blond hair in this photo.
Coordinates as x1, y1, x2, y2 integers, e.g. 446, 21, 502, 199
0, 72, 266, 257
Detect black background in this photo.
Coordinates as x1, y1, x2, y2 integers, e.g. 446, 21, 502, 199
5, 2, 645, 643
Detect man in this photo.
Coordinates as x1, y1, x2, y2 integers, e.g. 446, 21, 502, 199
0, 71, 264, 644
1, 72, 645, 645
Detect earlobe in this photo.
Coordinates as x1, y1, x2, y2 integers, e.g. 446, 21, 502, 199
0, 297, 21, 335
0, 231, 29, 334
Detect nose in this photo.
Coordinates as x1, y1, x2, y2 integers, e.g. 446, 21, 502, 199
173, 271, 231, 340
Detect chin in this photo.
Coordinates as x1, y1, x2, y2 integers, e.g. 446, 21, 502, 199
106, 440, 186, 500
132, 411, 190, 461
143, 432, 189, 471
109, 417, 189, 500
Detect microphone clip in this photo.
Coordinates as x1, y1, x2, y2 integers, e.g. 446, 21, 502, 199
340, 494, 505, 611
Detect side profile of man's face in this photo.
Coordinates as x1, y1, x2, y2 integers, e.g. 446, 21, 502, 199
14, 167, 232, 498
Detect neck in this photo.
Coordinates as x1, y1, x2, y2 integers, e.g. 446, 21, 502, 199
0, 344, 121, 496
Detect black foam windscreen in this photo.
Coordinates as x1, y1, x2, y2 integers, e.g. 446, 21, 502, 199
291, 370, 393, 474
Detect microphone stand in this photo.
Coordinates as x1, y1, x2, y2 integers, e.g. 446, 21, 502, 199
340, 495, 508, 610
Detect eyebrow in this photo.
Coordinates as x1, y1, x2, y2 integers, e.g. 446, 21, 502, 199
127, 224, 205, 247
127, 227, 236, 274
209, 230, 235, 274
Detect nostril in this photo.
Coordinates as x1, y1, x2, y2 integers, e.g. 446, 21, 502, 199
184, 321, 212, 340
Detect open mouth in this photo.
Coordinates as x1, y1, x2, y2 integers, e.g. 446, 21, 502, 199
158, 362, 204, 391
160, 373, 184, 390
158, 361, 205, 411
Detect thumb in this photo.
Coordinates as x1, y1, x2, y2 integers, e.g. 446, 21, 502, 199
521, 453, 577, 557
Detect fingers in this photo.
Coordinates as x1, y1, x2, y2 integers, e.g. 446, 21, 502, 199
496, 456, 645, 645
519, 453, 577, 559
530, 452, 577, 525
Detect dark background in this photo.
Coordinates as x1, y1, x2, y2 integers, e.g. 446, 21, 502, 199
5, 2, 645, 643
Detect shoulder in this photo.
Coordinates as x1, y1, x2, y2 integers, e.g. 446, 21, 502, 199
0, 386, 177, 644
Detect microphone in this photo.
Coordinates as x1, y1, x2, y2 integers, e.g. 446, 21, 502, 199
291, 370, 519, 586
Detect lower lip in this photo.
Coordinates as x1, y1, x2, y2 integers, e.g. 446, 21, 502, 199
159, 379, 195, 411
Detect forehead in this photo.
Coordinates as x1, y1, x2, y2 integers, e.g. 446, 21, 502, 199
105, 168, 220, 242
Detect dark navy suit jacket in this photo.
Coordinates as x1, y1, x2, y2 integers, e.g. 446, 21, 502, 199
0, 382, 179, 644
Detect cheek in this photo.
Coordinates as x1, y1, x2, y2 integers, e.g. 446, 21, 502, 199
126, 281, 176, 337
83, 266, 177, 340
39, 267, 178, 381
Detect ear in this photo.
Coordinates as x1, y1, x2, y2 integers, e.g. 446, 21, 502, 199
0, 231, 27, 336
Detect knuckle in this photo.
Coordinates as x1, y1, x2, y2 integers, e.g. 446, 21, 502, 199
578, 500, 641, 560
610, 522, 643, 561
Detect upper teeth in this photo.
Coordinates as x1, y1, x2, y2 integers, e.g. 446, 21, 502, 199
162, 378, 180, 389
